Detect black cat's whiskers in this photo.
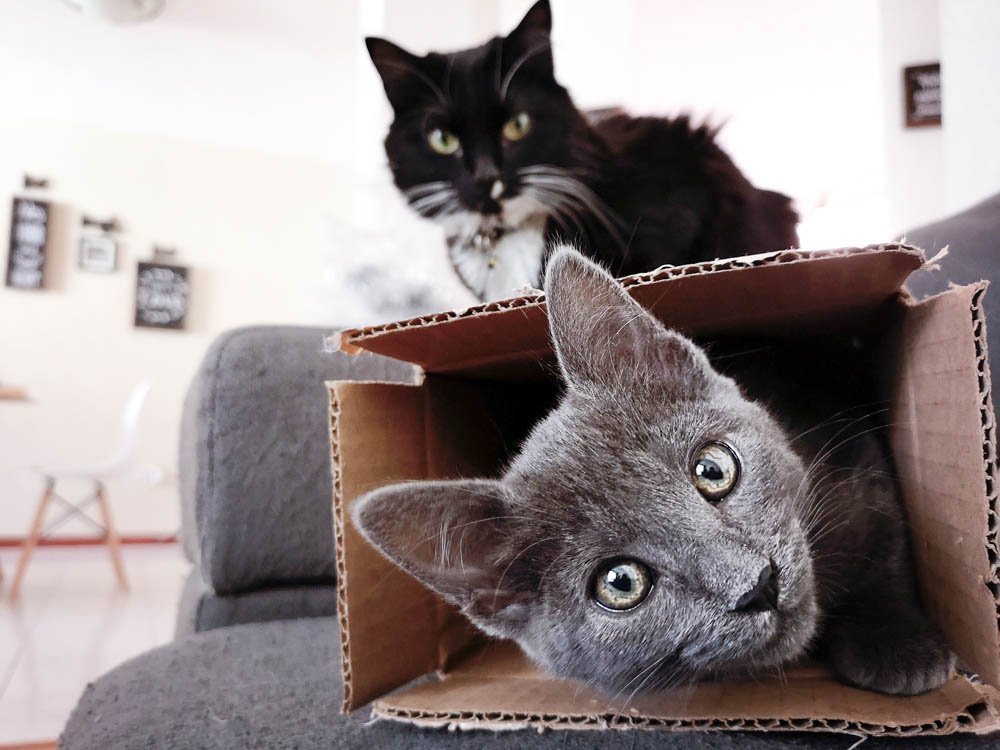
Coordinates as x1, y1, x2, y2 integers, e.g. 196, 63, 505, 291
518, 165, 627, 247
404, 182, 465, 219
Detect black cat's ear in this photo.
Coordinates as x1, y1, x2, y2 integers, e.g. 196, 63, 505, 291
502, 0, 554, 85
512, 0, 552, 36
365, 36, 435, 111
353, 479, 533, 635
544, 246, 718, 396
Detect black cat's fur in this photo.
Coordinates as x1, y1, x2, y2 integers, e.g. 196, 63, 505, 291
367, 1, 799, 300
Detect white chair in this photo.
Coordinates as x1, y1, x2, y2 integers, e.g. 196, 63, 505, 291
9, 381, 152, 599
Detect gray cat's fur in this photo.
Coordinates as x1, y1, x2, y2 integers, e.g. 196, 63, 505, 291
354, 247, 955, 697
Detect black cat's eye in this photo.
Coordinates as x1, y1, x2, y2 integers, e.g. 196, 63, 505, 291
691, 442, 740, 501
502, 112, 532, 141
427, 128, 460, 155
591, 558, 653, 611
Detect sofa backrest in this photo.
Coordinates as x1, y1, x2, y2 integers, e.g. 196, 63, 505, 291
180, 325, 417, 595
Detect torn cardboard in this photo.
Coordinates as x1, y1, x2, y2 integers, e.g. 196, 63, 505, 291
328, 244, 1000, 736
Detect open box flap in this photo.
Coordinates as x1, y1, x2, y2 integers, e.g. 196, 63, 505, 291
330, 378, 521, 711
332, 245, 925, 378
889, 282, 1000, 687
372, 641, 1000, 735
330, 247, 1000, 736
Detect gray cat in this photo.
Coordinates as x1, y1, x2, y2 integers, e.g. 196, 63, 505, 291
353, 247, 955, 697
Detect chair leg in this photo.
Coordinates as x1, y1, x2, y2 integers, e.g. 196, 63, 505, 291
9, 478, 55, 600
95, 482, 128, 590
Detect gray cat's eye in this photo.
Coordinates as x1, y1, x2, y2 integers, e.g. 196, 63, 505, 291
691, 442, 740, 501
591, 559, 652, 611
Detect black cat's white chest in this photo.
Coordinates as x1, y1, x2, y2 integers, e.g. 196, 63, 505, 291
448, 216, 546, 301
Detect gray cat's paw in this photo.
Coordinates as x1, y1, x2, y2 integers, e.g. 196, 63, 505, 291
826, 620, 955, 695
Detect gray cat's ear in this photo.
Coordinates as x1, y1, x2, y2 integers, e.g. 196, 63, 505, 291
353, 479, 532, 634
544, 246, 716, 395
365, 37, 428, 111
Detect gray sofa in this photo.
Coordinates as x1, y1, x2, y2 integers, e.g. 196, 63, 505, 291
172, 325, 416, 636
62, 191, 1000, 747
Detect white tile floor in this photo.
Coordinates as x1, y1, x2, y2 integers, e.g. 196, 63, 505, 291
0, 544, 188, 745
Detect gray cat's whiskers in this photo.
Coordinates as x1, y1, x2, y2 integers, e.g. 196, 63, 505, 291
788, 410, 898, 520
616, 652, 676, 713
787, 403, 890, 445
490, 536, 561, 612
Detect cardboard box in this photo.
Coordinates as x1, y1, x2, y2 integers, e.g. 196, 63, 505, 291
327, 244, 1000, 737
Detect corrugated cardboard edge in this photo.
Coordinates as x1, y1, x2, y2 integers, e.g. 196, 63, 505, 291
329, 381, 353, 713
971, 284, 1000, 645
331, 244, 924, 351
328, 254, 1000, 736
371, 692, 1000, 736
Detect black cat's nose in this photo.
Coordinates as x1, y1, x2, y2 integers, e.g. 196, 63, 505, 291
472, 153, 500, 184
731, 562, 779, 613
471, 154, 504, 213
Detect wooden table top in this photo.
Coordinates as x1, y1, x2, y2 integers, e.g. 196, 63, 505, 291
0, 385, 28, 401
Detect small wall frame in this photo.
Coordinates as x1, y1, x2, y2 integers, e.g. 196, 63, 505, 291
79, 235, 118, 273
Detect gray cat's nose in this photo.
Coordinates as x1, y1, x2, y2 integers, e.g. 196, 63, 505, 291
731, 562, 779, 613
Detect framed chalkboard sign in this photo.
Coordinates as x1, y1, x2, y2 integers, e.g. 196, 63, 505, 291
6, 197, 50, 289
134, 261, 189, 329
904, 62, 941, 128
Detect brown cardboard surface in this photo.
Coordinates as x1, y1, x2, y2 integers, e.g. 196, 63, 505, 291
331, 377, 547, 711
330, 246, 1000, 736
373, 641, 999, 735
330, 382, 440, 711
334, 245, 924, 378
889, 283, 1000, 687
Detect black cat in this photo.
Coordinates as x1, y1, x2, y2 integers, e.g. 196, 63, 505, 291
367, 0, 799, 301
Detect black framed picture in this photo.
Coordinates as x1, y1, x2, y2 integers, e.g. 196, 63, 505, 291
79, 235, 118, 273
6, 197, 50, 289
904, 62, 941, 128
134, 261, 189, 329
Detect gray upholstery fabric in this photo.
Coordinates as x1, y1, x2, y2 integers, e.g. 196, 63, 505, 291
61, 617, 999, 750
175, 568, 337, 638
179, 363, 202, 566
179, 325, 417, 595
903, 191, 1000, 370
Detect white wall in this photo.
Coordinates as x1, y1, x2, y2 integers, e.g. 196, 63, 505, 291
879, 0, 946, 234
0, 0, 361, 166
2, 0, 991, 538
0, 119, 345, 536
940, 0, 1000, 214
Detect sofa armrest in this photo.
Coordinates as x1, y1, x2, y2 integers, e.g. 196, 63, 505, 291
179, 325, 417, 596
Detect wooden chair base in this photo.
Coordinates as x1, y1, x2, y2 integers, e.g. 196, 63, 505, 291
8, 478, 129, 599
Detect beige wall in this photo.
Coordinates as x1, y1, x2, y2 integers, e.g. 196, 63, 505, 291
4, 0, 991, 540
0, 117, 345, 537
879, 0, 946, 234
940, 0, 1000, 214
